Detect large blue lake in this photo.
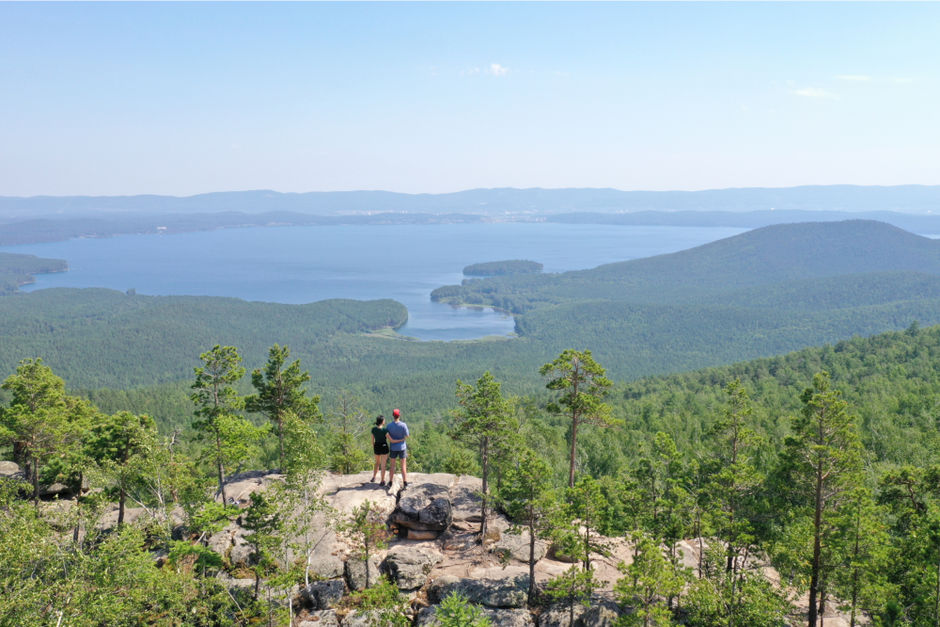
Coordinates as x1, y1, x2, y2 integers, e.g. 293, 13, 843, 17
5, 223, 746, 340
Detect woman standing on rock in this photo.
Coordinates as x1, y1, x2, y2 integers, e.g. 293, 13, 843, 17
370, 415, 390, 486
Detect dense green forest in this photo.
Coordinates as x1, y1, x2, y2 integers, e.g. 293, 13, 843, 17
463, 260, 543, 276
3, 221, 940, 433
5, 325, 940, 624
0, 251, 67, 293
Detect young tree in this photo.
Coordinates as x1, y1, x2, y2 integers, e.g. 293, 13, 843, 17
243, 491, 283, 600
0, 359, 86, 507
434, 591, 492, 627
86, 411, 157, 526
781, 372, 863, 627
615, 532, 686, 627
702, 380, 764, 621
565, 474, 609, 572
327, 393, 370, 474
245, 344, 321, 471
452, 371, 517, 540
830, 486, 892, 627
342, 500, 390, 590
546, 565, 599, 627
540, 349, 613, 487
190, 345, 263, 503
499, 447, 560, 604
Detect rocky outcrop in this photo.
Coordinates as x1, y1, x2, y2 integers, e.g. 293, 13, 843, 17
300, 579, 346, 610
539, 595, 622, 627
345, 555, 383, 591
428, 574, 530, 609
490, 531, 547, 564
393, 479, 453, 540
383, 544, 443, 590
0, 460, 23, 480
416, 606, 535, 626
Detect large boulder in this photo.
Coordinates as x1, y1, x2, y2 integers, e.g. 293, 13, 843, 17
539, 596, 622, 627
394, 481, 453, 539
428, 574, 529, 609
490, 531, 547, 564
0, 461, 23, 480
448, 475, 483, 530
345, 555, 383, 591
416, 606, 535, 627
40, 482, 74, 499
300, 579, 346, 610
383, 544, 444, 591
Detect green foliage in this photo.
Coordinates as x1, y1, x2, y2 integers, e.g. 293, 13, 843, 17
325, 393, 370, 474
191, 345, 265, 502
683, 572, 791, 627
245, 343, 321, 470
86, 410, 157, 525
243, 491, 283, 599
0, 358, 89, 504
541, 349, 613, 487
344, 576, 410, 627
545, 566, 598, 627
0, 251, 67, 294
453, 371, 518, 537
433, 591, 492, 626
342, 499, 390, 590
615, 532, 686, 627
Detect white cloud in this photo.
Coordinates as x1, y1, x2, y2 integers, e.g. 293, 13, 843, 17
836, 74, 871, 82
487, 63, 510, 77
792, 87, 839, 100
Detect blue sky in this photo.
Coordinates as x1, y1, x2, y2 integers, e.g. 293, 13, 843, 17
1, 2, 938, 196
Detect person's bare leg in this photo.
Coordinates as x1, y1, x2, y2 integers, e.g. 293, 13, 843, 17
371, 455, 379, 481
389, 457, 397, 484
380, 455, 387, 483
401, 457, 407, 484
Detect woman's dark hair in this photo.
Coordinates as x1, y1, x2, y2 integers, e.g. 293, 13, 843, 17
375, 415, 385, 426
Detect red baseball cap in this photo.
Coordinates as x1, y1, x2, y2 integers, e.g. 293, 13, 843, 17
393, 408, 400, 418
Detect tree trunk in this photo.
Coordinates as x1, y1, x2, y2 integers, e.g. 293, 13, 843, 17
216, 432, 227, 503
528, 510, 537, 605
808, 460, 824, 627
277, 414, 284, 471
118, 484, 126, 526
480, 437, 489, 541
568, 416, 578, 488
31, 456, 39, 510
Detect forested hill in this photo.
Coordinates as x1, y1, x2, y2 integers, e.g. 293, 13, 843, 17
0, 252, 67, 294
433, 220, 940, 310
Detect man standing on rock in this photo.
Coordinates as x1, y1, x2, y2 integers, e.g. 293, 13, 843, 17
386, 408, 409, 488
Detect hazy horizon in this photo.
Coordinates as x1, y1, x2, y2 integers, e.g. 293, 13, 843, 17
2, 2, 939, 197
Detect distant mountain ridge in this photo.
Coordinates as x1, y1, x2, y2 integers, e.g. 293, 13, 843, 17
2, 184, 940, 218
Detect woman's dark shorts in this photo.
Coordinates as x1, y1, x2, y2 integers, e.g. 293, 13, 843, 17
374, 443, 389, 456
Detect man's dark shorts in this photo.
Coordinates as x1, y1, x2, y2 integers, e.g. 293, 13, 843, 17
389, 449, 407, 459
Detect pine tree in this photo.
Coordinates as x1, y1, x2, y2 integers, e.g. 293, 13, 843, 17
540, 349, 613, 488
245, 344, 321, 471
190, 345, 263, 503
453, 371, 518, 540
86, 411, 157, 526
782, 372, 863, 627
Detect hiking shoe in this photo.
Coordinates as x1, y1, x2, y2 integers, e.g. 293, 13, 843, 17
379, 481, 386, 487
402, 481, 408, 489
